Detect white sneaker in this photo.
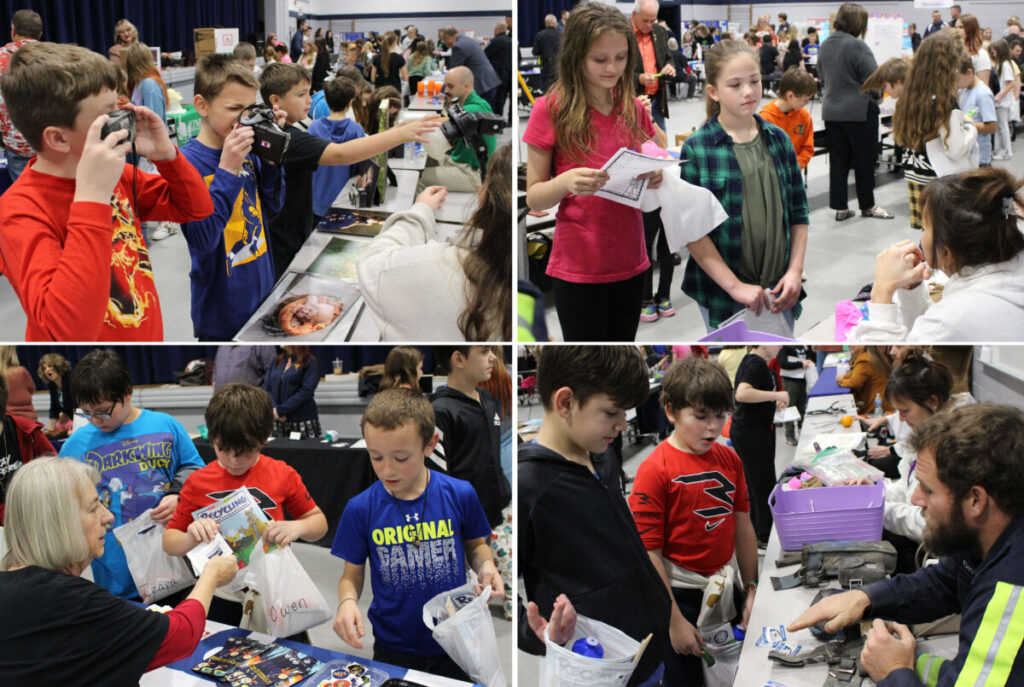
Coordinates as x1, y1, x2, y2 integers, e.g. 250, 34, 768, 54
151, 222, 179, 240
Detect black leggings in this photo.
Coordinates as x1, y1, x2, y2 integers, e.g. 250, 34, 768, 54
731, 425, 777, 542
552, 272, 644, 341
643, 211, 675, 302
825, 104, 880, 211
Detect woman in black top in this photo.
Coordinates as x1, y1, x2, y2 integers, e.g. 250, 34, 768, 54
263, 346, 322, 439
311, 36, 331, 92
372, 32, 407, 93
783, 39, 804, 72
0, 457, 237, 686
37, 353, 74, 436
731, 345, 789, 545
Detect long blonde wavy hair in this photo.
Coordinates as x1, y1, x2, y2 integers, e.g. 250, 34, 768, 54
550, 3, 647, 164
892, 30, 967, 151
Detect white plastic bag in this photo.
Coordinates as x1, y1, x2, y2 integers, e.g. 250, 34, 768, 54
422, 582, 506, 687
696, 565, 737, 627
539, 614, 644, 687
701, 639, 742, 687
113, 509, 194, 604
247, 544, 331, 637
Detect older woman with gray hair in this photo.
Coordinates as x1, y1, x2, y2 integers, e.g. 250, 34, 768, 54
0, 457, 238, 685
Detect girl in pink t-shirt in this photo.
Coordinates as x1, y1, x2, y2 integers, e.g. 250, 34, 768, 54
523, 3, 665, 341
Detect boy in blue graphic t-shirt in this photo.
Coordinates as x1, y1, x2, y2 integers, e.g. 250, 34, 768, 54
331, 388, 503, 680
59, 349, 204, 599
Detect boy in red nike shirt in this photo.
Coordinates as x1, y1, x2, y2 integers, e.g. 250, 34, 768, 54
0, 42, 214, 341
628, 357, 759, 687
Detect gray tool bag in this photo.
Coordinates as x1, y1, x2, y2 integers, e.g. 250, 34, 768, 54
771, 541, 897, 590
769, 627, 866, 687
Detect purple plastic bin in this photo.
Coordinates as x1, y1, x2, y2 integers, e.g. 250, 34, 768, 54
697, 320, 796, 343
769, 482, 884, 551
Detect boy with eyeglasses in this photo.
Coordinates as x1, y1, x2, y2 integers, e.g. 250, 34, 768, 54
59, 348, 204, 599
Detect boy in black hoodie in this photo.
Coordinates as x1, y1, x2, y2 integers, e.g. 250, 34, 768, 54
518, 346, 671, 687
430, 346, 512, 614
430, 346, 510, 528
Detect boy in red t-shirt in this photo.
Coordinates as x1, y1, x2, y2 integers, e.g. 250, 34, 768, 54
628, 357, 759, 687
163, 383, 327, 625
0, 42, 214, 341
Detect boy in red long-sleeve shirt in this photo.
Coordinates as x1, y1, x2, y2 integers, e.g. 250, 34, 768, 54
759, 67, 817, 173
0, 42, 214, 341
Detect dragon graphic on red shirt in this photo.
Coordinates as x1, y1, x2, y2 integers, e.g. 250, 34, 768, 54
106, 191, 157, 329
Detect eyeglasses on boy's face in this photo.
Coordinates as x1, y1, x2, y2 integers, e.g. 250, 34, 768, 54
76, 400, 120, 421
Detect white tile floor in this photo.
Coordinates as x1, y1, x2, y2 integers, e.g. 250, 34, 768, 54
521, 93, 1024, 341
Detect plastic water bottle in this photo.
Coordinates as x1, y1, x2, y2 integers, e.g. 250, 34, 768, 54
571, 637, 604, 659
872, 393, 883, 418
404, 142, 414, 160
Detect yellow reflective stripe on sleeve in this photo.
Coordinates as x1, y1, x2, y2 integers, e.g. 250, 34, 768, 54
955, 582, 1024, 686
517, 292, 537, 342
917, 654, 948, 687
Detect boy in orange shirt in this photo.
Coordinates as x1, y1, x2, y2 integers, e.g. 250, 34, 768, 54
759, 66, 817, 172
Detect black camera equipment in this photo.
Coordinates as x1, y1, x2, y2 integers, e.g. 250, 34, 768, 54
238, 104, 290, 164
439, 104, 507, 180
101, 109, 136, 144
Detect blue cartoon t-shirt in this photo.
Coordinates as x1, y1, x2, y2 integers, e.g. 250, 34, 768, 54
331, 470, 490, 655
60, 409, 204, 598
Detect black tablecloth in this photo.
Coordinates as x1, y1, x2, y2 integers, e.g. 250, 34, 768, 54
192, 437, 375, 547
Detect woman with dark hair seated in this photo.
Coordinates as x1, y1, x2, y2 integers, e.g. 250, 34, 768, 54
379, 346, 424, 391
357, 144, 512, 341
0, 457, 238, 685
854, 166, 1024, 340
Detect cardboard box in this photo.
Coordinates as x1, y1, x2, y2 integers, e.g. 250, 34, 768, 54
193, 28, 239, 59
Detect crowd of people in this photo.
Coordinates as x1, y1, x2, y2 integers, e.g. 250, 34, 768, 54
0, 344, 512, 684
0, 9, 513, 342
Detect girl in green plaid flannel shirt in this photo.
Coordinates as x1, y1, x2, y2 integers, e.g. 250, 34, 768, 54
680, 40, 809, 333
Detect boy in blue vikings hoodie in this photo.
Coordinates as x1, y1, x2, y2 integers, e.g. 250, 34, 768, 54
180, 54, 286, 341
308, 77, 365, 221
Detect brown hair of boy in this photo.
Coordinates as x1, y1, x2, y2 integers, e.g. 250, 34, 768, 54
11, 9, 42, 39
0, 42, 120, 151
920, 167, 1024, 274
537, 346, 650, 412
259, 61, 311, 106
660, 358, 735, 415
778, 66, 817, 98
323, 76, 357, 112
362, 387, 436, 447
232, 42, 258, 61
194, 53, 259, 100
205, 383, 275, 456
860, 56, 911, 94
